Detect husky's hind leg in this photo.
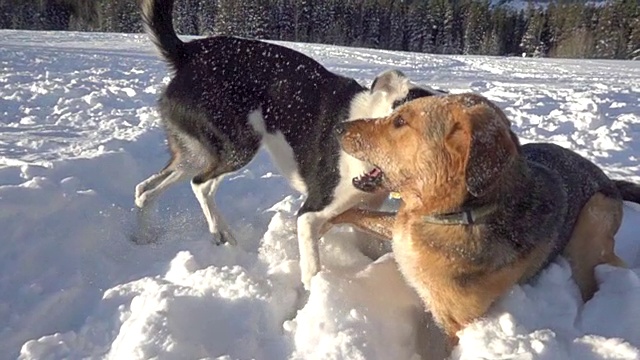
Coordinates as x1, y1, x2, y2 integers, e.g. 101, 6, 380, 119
133, 163, 192, 243
191, 173, 236, 245
189, 126, 261, 246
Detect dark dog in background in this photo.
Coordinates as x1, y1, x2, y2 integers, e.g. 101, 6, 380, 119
135, 0, 446, 289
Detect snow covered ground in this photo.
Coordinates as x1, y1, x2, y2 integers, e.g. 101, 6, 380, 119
1, 30, 640, 360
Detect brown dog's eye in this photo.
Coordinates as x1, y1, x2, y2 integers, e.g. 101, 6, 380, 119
393, 116, 406, 128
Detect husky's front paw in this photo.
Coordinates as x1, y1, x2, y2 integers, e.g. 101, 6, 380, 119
300, 258, 320, 291
212, 229, 238, 246
134, 184, 148, 208
134, 195, 147, 209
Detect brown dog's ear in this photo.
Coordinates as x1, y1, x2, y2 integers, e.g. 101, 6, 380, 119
444, 101, 518, 198
464, 118, 518, 198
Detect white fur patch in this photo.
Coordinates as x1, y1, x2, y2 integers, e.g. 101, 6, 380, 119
370, 70, 411, 102
248, 109, 308, 194
348, 91, 396, 121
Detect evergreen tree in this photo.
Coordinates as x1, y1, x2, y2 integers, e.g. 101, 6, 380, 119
628, 17, 640, 59
292, 0, 313, 42
618, 0, 640, 59
520, 4, 545, 57
463, 1, 488, 55
196, 0, 216, 36
343, 0, 363, 47
377, 0, 391, 49
323, 0, 346, 44
489, 7, 511, 56
594, 2, 625, 58
309, 0, 332, 43
406, 1, 431, 52
270, 0, 295, 40
213, 0, 238, 35
175, 0, 199, 36
41, 1, 72, 30
242, 0, 269, 39
551, 3, 594, 58
387, 0, 406, 50
115, 0, 142, 33
428, 0, 448, 54
441, 0, 457, 54
361, 0, 381, 48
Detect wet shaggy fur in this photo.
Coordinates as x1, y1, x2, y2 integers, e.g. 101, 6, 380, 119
330, 93, 640, 351
134, 0, 445, 289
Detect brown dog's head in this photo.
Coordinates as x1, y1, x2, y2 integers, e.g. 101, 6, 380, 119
334, 93, 520, 204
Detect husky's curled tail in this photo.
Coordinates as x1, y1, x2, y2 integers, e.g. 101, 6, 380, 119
140, 0, 184, 71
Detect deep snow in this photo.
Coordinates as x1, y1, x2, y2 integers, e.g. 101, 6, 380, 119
1, 30, 640, 360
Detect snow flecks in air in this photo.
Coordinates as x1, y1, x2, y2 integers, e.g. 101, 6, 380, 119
1, 30, 640, 360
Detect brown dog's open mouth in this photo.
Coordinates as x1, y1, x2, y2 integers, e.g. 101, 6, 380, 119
353, 167, 384, 192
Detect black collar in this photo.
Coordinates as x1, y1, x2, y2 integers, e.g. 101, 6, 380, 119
422, 203, 497, 225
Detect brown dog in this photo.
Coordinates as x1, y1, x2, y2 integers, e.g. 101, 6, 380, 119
330, 93, 640, 351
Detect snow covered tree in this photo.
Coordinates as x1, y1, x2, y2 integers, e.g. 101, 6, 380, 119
441, 0, 457, 54
488, 7, 512, 56
323, 0, 353, 46
341, 0, 361, 46
96, 0, 139, 33
520, 4, 546, 57
594, 3, 625, 59
428, 0, 447, 54
292, 0, 313, 42
387, 0, 406, 50
553, 3, 596, 58
213, 0, 239, 35
242, 0, 269, 38
406, 1, 431, 52
270, 0, 295, 41
360, 0, 382, 48
482, 27, 501, 56
196, 0, 216, 36
618, 0, 640, 59
464, 1, 489, 55
175, 0, 199, 36
628, 17, 640, 59
0, 0, 98, 31
309, 0, 333, 43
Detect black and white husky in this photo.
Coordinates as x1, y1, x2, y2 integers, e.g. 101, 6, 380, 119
136, 0, 445, 288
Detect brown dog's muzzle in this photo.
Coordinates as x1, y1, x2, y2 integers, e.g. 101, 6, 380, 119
333, 119, 389, 193
333, 119, 375, 159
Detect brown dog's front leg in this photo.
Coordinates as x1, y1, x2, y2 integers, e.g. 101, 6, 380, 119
330, 208, 396, 241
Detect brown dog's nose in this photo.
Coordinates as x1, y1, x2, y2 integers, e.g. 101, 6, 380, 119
333, 122, 346, 136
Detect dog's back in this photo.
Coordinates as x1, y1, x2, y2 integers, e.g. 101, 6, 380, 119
522, 143, 620, 256
143, 0, 364, 150
163, 35, 363, 144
